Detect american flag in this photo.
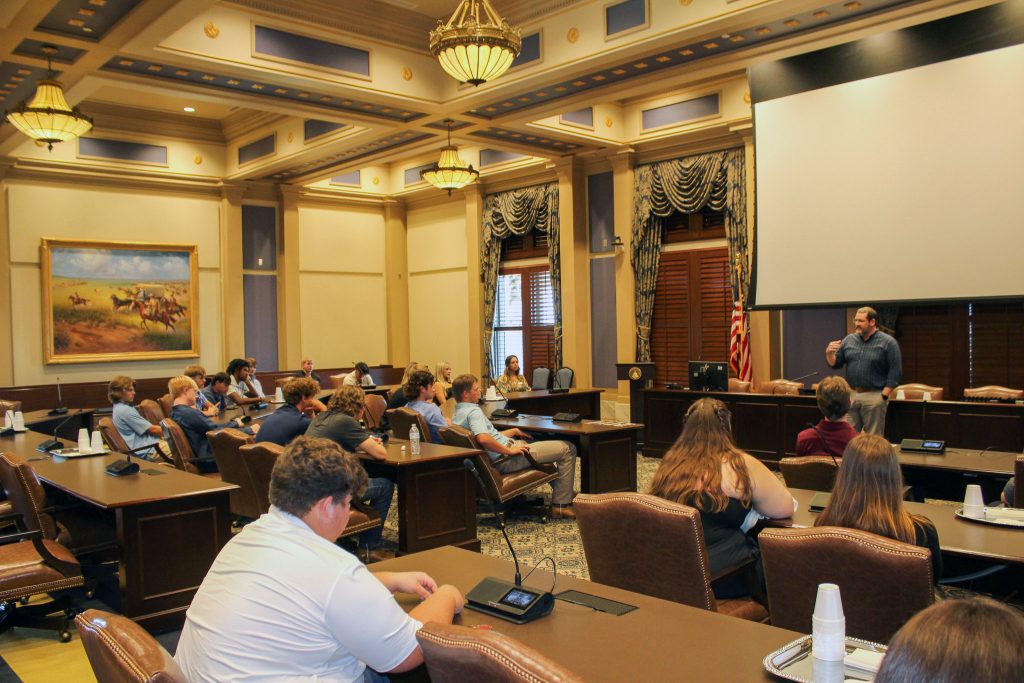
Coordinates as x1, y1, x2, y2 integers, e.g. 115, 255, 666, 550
729, 301, 752, 382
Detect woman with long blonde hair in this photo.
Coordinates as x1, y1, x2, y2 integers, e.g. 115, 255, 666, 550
816, 433, 942, 581
433, 361, 453, 405
650, 398, 794, 597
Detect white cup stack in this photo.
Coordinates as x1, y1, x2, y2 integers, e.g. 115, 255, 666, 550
90, 430, 104, 453
922, 391, 932, 402
485, 386, 499, 401
12, 412, 25, 431
963, 484, 985, 519
895, 389, 906, 400
275, 386, 284, 403
3, 410, 12, 430
78, 428, 91, 454
812, 583, 846, 662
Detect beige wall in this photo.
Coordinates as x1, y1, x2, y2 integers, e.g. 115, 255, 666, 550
406, 200, 471, 376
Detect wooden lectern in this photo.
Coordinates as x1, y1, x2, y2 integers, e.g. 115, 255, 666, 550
616, 362, 655, 445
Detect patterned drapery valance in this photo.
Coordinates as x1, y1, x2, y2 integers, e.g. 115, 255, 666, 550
481, 182, 561, 377
631, 148, 748, 362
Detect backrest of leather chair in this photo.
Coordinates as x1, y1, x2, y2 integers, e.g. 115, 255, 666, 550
160, 419, 197, 474
574, 492, 717, 611
759, 379, 802, 395
779, 456, 839, 491
417, 622, 585, 683
1015, 456, 1023, 508
388, 407, 432, 442
363, 394, 386, 429
895, 383, 944, 401
239, 442, 283, 515
759, 526, 933, 643
728, 378, 752, 393
440, 397, 457, 421
964, 385, 1024, 400
158, 394, 173, 420
439, 425, 504, 502
76, 609, 186, 683
0, 451, 58, 539
137, 399, 164, 425
97, 417, 131, 454
330, 373, 347, 389
531, 367, 551, 390
207, 428, 259, 518
0, 399, 21, 413
555, 367, 574, 390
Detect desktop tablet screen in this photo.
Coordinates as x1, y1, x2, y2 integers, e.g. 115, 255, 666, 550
499, 588, 538, 609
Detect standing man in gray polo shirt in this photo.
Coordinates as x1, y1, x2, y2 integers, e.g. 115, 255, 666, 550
825, 306, 902, 435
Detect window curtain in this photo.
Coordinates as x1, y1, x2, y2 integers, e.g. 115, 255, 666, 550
481, 182, 561, 377
631, 148, 748, 361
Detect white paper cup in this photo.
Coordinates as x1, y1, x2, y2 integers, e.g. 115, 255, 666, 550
78, 428, 91, 453
91, 430, 104, 452
963, 484, 985, 518
812, 583, 846, 661
3, 410, 12, 429
922, 391, 932, 401
12, 412, 25, 430
895, 389, 906, 400
274, 387, 284, 402
812, 656, 847, 683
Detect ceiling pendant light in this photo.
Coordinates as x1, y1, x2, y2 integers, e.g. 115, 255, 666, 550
429, 0, 521, 86
5, 45, 93, 151
421, 120, 479, 196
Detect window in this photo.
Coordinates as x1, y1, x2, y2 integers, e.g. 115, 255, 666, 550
649, 247, 732, 385
662, 206, 725, 244
491, 265, 556, 379
500, 227, 549, 261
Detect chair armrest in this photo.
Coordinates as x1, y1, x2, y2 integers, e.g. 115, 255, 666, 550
0, 510, 27, 534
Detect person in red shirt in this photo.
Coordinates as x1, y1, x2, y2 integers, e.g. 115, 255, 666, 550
796, 375, 858, 457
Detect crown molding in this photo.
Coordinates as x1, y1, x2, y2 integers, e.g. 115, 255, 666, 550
6, 158, 226, 197
221, 111, 289, 143
80, 102, 227, 144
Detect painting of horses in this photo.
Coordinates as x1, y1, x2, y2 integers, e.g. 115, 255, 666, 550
41, 238, 199, 364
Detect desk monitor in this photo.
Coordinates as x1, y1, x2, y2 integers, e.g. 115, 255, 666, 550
688, 361, 728, 392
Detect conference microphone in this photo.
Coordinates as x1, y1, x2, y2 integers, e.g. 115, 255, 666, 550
806, 422, 840, 468
47, 376, 68, 416
36, 411, 80, 452
104, 442, 157, 477
790, 370, 820, 384
463, 458, 553, 623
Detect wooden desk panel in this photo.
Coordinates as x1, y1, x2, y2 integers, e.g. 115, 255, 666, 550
502, 389, 603, 419
376, 546, 801, 682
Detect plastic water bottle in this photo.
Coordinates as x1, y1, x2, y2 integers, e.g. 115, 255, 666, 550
409, 424, 421, 456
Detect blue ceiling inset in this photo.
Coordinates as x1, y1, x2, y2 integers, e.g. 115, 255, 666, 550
0, 62, 51, 109
79, 137, 167, 164
264, 132, 434, 181
239, 134, 276, 165
470, 128, 580, 153
304, 119, 349, 141
35, 0, 143, 41
254, 25, 370, 77
331, 170, 361, 186
14, 40, 86, 64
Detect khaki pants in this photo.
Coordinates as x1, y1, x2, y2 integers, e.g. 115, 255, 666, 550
848, 390, 887, 435
497, 439, 577, 505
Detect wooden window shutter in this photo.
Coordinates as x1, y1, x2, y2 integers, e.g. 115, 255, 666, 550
969, 302, 1024, 389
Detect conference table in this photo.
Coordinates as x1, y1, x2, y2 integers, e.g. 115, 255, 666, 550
501, 388, 604, 419
0, 429, 236, 631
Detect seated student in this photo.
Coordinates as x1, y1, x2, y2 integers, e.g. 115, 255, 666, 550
795, 376, 858, 456
342, 361, 375, 387
169, 376, 257, 474
494, 354, 530, 393
201, 372, 230, 413
816, 433, 942, 582
174, 436, 464, 683
404, 370, 448, 443
246, 356, 266, 398
256, 378, 325, 447
293, 357, 322, 385
184, 365, 219, 417
226, 357, 263, 408
108, 376, 161, 458
452, 374, 578, 519
875, 597, 1024, 683
433, 361, 453, 404
306, 385, 395, 562
387, 362, 428, 411
649, 398, 795, 598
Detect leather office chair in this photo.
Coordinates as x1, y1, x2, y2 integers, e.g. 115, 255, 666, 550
160, 419, 219, 478
238, 442, 281, 515
387, 407, 435, 442
779, 456, 839, 491
440, 397, 457, 421
0, 513, 85, 642
554, 367, 574, 390
574, 492, 769, 622
757, 379, 802, 395
759, 526, 934, 643
728, 378, 752, 393
531, 367, 552, 390
76, 609, 187, 682
137, 399, 164, 425
417, 621, 585, 683
0, 399, 21, 414
363, 394, 386, 430
158, 393, 173, 420
964, 385, 1024, 401
97, 417, 130, 454
894, 383, 944, 401
207, 428, 259, 520
1015, 455, 1023, 508
439, 425, 556, 524
330, 373, 347, 389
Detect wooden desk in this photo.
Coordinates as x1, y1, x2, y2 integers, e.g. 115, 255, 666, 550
361, 439, 481, 555
22, 408, 94, 439
500, 388, 603, 419
1, 430, 236, 631
785, 488, 1024, 567
487, 413, 641, 494
375, 546, 801, 682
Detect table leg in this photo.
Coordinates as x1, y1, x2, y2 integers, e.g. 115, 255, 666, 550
395, 460, 479, 554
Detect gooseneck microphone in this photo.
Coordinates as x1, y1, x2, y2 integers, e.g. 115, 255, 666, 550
48, 376, 68, 416
464, 459, 521, 585
36, 411, 79, 452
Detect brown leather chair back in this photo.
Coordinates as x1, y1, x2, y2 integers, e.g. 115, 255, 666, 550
363, 394, 386, 429
137, 399, 164, 425
417, 622, 585, 683
207, 428, 259, 519
238, 442, 283, 515
387, 406, 433, 442
895, 383, 944, 401
76, 609, 187, 683
158, 394, 173, 420
160, 419, 198, 474
330, 373, 347, 389
758, 379, 803, 395
0, 452, 59, 540
439, 425, 556, 505
964, 385, 1024, 401
1015, 455, 1023, 508
779, 456, 839, 492
728, 378, 752, 393
759, 526, 934, 643
440, 397, 457, 421
97, 417, 131, 454
0, 399, 21, 414
574, 492, 718, 611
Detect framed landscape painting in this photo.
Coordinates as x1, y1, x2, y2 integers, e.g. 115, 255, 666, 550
41, 238, 199, 364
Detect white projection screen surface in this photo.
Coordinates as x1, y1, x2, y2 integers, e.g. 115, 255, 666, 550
753, 42, 1024, 307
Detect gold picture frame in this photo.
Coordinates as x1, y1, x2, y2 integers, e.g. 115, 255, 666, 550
41, 238, 199, 364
